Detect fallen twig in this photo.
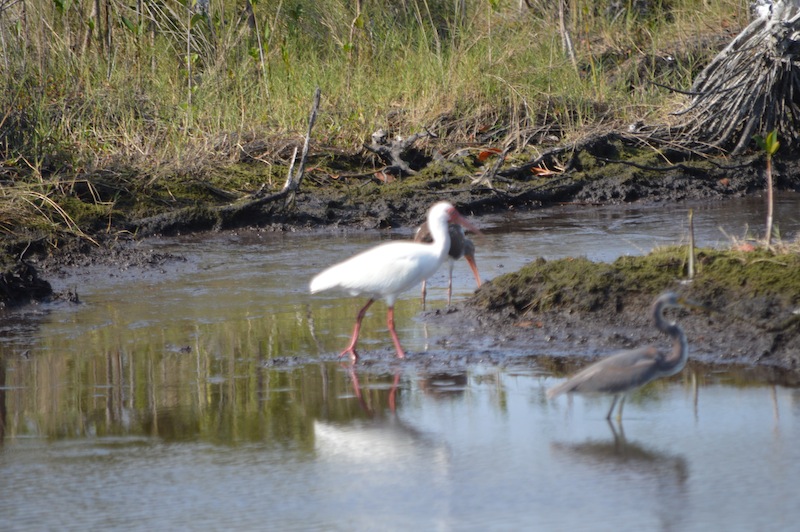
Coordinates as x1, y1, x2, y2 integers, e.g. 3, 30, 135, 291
283, 87, 321, 208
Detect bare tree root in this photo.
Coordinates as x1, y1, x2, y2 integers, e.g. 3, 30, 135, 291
647, 6, 800, 154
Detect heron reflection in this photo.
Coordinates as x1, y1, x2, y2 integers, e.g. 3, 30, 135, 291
551, 421, 690, 530
548, 292, 706, 420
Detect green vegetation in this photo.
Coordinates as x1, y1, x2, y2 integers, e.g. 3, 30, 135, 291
754, 129, 780, 246
472, 246, 800, 315
0, 0, 751, 241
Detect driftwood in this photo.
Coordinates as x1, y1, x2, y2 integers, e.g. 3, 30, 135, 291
363, 128, 435, 176
282, 87, 321, 207
650, 2, 800, 154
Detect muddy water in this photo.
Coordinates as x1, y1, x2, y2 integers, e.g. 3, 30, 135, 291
2, 193, 800, 530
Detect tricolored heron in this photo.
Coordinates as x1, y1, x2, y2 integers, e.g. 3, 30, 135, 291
547, 291, 703, 420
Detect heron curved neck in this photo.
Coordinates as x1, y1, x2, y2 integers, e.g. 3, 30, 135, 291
653, 304, 689, 376
663, 323, 688, 376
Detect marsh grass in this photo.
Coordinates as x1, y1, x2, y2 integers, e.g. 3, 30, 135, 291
0, 0, 751, 238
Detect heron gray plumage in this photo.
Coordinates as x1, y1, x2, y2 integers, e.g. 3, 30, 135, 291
547, 291, 701, 421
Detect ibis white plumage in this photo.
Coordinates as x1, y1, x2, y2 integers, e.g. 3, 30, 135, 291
310, 201, 480, 361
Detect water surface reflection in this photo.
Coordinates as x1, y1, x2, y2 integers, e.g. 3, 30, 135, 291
2, 195, 800, 529
551, 421, 690, 531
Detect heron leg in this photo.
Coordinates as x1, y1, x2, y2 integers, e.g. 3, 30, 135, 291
340, 298, 375, 362
421, 280, 428, 310
607, 418, 626, 451
386, 305, 406, 359
605, 395, 619, 420
616, 396, 627, 422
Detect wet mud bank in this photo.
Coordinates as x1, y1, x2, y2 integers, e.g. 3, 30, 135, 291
4, 139, 800, 373
7, 136, 800, 246
432, 249, 800, 372
123, 136, 800, 237
0, 261, 53, 307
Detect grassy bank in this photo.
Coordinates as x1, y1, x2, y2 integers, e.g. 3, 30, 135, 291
471, 246, 800, 315
0, 1, 750, 243
465, 245, 800, 368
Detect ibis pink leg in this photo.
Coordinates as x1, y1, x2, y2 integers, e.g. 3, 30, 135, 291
420, 280, 428, 310
340, 298, 375, 362
386, 306, 406, 359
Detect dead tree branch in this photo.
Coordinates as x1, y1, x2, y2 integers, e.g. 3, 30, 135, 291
363, 128, 435, 177
283, 87, 321, 208
648, 4, 800, 154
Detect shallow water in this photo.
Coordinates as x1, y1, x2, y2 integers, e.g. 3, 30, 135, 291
2, 193, 800, 530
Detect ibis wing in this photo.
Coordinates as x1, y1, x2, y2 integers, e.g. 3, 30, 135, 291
310, 241, 442, 298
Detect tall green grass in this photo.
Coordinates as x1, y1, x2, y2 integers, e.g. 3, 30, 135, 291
0, 0, 751, 237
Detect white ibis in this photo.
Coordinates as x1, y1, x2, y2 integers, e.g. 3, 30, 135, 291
309, 201, 480, 361
547, 292, 705, 421
414, 221, 481, 307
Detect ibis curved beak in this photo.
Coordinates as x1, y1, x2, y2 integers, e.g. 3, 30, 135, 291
449, 210, 482, 237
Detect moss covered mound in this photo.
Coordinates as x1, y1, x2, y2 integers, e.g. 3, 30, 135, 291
466, 247, 800, 369
472, 247, 800, 315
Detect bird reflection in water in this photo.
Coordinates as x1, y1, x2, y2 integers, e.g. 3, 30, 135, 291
553, 421, 688, 477
551, 421, 690, 530
347, 367, 401, 413
314, 367, 451, 469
